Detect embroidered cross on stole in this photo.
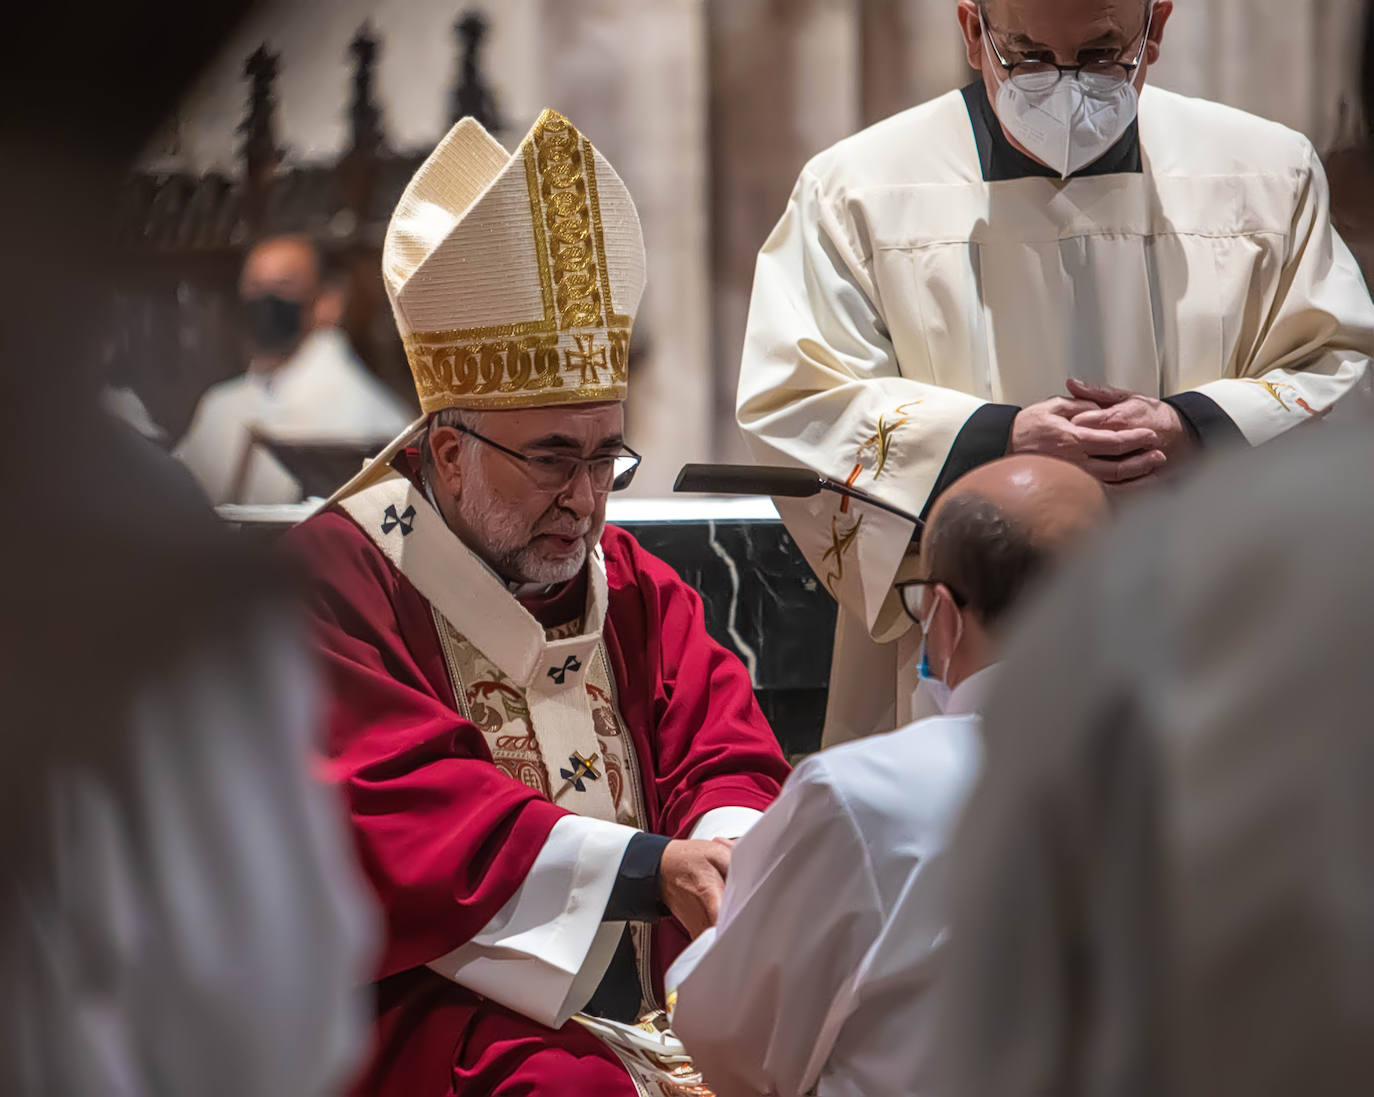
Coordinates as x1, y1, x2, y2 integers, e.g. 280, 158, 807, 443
433, 611, 646, 831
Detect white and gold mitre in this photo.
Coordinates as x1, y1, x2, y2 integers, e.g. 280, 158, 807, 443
383, 109, 646, 413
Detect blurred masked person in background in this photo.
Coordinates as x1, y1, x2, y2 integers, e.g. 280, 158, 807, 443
938, 428, 1374, 1097
286, 110, 790, 1097
176, 233, 412, 505
672, 455, 1108, 1097
0, 4, 377, 1095
736, 0, 1374, 746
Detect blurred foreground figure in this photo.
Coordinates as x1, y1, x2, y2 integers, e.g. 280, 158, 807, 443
673, 456, 1108, 1097
737, 0, 1374, 746
939, 428, 1374, 1097
286, 111, 789, 1096
176, 234, 411, 504
0, 431, 377, 1097
0, 4, 377, 1094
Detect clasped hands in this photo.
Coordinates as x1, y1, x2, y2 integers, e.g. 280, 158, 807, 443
658, 836, 737, 939
1011, 378, 1194, 490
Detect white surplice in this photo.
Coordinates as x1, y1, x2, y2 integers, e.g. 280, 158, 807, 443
737, 85, 1374, 744
0, 606, 377, 1097
339, 473, 759, 1029
176, 328, 412, 505
671, 667, 995, 1097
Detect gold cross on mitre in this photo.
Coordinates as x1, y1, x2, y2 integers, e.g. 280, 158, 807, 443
565, 333, 607, 385
554, 751, 602, 800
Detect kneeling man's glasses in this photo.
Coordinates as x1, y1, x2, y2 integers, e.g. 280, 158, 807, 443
453, 423, 642, 493
895, 579, 968, 624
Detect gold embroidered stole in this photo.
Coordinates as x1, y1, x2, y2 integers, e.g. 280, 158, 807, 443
434, 613, 648, 831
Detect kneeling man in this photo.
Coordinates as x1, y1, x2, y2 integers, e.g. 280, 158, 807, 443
289, 110, 790, 1096
672, 455, 1108, 1097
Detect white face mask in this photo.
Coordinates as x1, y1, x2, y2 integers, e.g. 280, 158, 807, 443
916, 589, 963, 714
991, 67, 1141, 179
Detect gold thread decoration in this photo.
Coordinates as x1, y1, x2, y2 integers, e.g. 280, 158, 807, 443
404, 328, 631, 412
523, 140, 558, 326
821, 513, 863, 597
565, 332, 608, 386
1241, 377, 1294, 411
531, 112, 605, 331
838, 399, 922, 513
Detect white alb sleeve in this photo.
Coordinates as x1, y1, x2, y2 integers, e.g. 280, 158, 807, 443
426, 815, 638, 1028
688, 806, 764, 842
672, 759, 882, 1097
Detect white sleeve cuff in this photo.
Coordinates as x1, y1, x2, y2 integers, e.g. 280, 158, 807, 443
688, 806, 764, 842
426, 815, 638, 1028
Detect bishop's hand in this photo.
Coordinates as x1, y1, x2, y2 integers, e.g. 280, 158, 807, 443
1010, 394, 1167, 486
659, 838, 732, 939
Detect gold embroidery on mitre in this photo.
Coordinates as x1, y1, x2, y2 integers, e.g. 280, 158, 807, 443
396, 109, 636, 412
531, 112, 605, 331
523, 139, 558, 326
403, 327, 632, 412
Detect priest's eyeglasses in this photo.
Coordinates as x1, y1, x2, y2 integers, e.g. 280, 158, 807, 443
894, 579, 968, 624
452, 423, 643, 493
980, 3, 1154, 92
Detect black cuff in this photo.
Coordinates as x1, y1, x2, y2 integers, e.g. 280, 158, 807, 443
1164, 392, 1247, 449
920, 403, 1021, 522
603, 832, 671, 922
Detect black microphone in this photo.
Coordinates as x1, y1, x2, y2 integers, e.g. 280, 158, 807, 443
673, 464, 924, 534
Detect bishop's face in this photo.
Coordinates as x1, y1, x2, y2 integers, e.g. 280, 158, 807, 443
437, 403, 624, 586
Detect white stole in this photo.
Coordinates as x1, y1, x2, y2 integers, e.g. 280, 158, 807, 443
340, 474, 619, 823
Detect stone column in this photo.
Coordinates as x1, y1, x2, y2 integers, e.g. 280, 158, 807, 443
860, 0, 973, 127
1149, 0, 1366, 150
536, 0, 712, 495
707, 0, 862, 463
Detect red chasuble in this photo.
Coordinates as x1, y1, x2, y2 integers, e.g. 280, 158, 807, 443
286, 494, 789, 1096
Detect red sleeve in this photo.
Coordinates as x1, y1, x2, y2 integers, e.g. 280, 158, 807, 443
601, 526, 791, 840
285, 511, 569, 979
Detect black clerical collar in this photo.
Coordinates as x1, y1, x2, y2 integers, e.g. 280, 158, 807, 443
960, 80, 1141, 183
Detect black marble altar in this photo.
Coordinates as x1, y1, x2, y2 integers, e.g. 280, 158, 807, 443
614, 516, 835, 759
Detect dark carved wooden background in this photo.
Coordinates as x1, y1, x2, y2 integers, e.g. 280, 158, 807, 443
110, 14, 502, 444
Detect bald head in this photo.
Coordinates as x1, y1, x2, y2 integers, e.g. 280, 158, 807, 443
924, 455, 1108, 626
932, 454, 1109, 552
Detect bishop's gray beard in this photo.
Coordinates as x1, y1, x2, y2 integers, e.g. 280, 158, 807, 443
455, 463, 589, 585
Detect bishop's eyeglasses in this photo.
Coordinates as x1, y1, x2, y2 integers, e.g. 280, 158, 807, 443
451, 423, 643, 494
980, 3, 1155, 93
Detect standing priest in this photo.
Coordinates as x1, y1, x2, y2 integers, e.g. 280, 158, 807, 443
287, 110, 790, 1096
737, 0, 1374, 745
